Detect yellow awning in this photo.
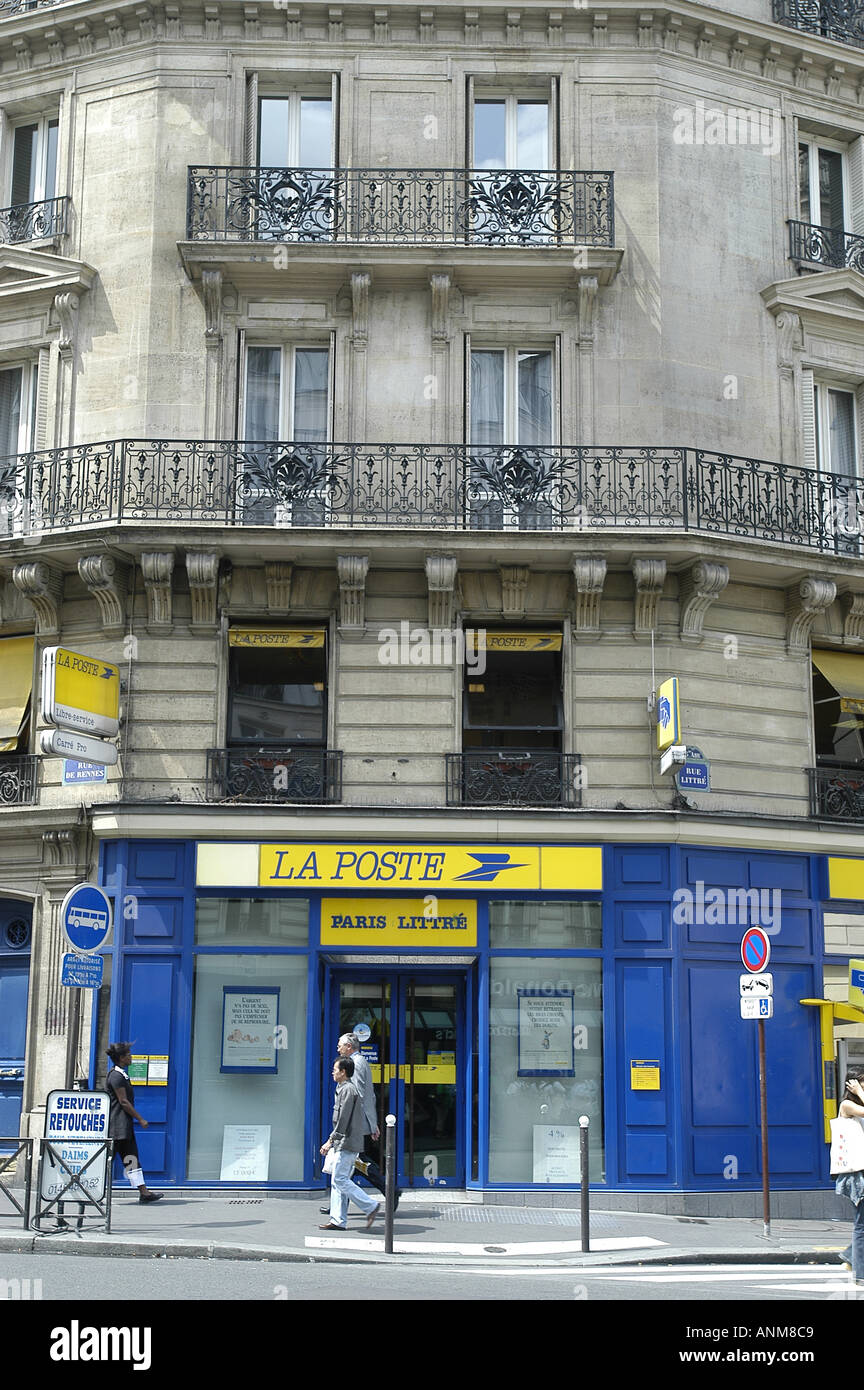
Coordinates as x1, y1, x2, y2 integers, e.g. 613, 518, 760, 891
812, 650, 864, 715
229, 628, 326, 648
0, 635, 34, 753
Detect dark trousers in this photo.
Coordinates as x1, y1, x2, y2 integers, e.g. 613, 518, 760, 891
353, 1134, 386, 1196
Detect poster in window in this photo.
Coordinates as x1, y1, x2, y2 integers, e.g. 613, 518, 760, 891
517, 989, 575, 1076
220, 987, 280, 1073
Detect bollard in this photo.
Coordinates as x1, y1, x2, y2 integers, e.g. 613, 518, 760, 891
579, 1114, 590, 1252
384, 1114, 396, 1254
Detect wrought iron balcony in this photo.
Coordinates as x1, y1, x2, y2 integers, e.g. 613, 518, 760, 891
206, 747, 343, 804
0, 756, 38, 807
808, 764, 864, 819
0, 0, 66, 13
446, 750, 582, 808
3, 439, 864, 553
789, 219, 864, 272
0, 196, 68, 244
187, 167, 614, 247
773, 0, 864, 47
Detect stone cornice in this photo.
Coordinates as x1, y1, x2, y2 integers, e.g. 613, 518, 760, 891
761, 269, 864, 344
0, 247, 97, 318
5, 1, 864, 111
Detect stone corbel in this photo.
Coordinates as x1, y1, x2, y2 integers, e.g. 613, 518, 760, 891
506, 9, 521, 44
425, 554, 458, 629
185, 552, 221, 628
42, 829, 81, 869
265, 562, 293, 613
571, 553, 607, 640
351, 271, 371, 345
201, 268, 223, 343
12, 561, 63, 634
786, 576, 836, 653
500, 566, 530, 619
419, 8, 435, 40
577, 275, 598, 343
679, 561, 730, 644
637, 12, 654, 47
632, 557, 667, 636
77, 555, 128, 634
54, 293, 80, 355
776, 311, 803, 370
337, 554, 369, 631
840, 590, 864, 645
141, 552, 175, 630
430, 273, 451, 343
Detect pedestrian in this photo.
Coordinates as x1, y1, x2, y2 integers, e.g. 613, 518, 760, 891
105, 1043, 163, 1204
320, 1032, 401, 1213
835, 1068, 864, 1287
319, 1057, 382, 1231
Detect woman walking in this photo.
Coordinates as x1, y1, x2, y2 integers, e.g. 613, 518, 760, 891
106, 1042, 163, 1204
836, 1069, 864, 1287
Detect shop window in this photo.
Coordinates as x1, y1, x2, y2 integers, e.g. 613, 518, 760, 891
488, 956, 604, 1184
463, 630, 562, 754
227, 628, 327, 747
489, 900, 601, 949
467, 343, 557, 529
195, 898, 309, 947
812, 651, 864, 765
239, 343, 331, 525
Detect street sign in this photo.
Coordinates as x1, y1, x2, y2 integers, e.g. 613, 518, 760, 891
676, 745, 710, 792
61, 953, 104, 989
40, 729, 118, 766
62, 760, 108, 785
741, 996, 774, 1020
740, 972, 773, 997
740, 926, 771, 973
42, 1090, 111, 1203
656, 677, 681, 752
40, 647, 120, 738
59, 883, 113, 954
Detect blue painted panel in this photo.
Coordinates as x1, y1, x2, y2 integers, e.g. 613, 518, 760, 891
622, 964, 668, 1128
119, 956, 179, 1181
749, 856, 809, 895
0, 960, 29, 1057
693, 1132, 755, 1177
618, 905, 667, 946
688, 964, 754, 1126
765, 906, 811, 953
684, 853, 748, 888
616, 847, 669, 886
136, 1130, 166, 1171
124, 898, 182, 944
625, 1133, 668, 1175
128, 843, 184, 886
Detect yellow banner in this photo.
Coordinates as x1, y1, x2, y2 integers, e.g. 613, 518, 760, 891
321, 897, 477, 945
229, 628, 326, 648
53, 649, 120, 721
475, 631, 562, 652
261, 844, 542, 890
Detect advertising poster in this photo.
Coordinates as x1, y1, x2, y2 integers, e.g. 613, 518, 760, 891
220, 987, 280, 1073
517, 990, 575, 1076
532, 1125, 582, 1183
220, 1125, 271, 1182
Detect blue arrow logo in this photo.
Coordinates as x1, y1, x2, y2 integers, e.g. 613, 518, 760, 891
455, 853, 528, 882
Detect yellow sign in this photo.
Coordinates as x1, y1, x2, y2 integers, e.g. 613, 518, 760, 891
656, 677, 681, 751
262, 844, 541, 891
851, 959, 864, 1010
630, 1061, 661, 1090
321, 897, 477, 945
42, 647, 120, 738
228, 628, 325, 648
828, 857, 864, 900
473, 631, 562, 652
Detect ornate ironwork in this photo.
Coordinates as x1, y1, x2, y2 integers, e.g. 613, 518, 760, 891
774, 0, 864, 47
808, 764, 864, 819
446, 750, 582, 807
187, 167, 614, 247
206, 747, 342, 804
2, 438, 864, 552
0, 756, 38, 807
789, 219, 864, 272
0, 197, 68, 244
0, 0, 66, 13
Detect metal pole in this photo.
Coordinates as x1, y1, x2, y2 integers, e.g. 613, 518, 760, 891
579, 1114, 590, 1252
384, 1114, 396, 1254
64, 987, 81, 1090
758, 1018, 771, 1237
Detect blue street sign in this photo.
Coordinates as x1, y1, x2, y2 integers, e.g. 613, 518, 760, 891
676, 745, 710, 792
61, 952, 104, 989
62, 761, 107, 785
59, 883, 113, 954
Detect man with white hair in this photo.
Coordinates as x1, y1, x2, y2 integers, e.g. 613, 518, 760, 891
320, 1031, 400, 1211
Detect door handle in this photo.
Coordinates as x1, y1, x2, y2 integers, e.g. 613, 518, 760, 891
0, 1069, 23, 1078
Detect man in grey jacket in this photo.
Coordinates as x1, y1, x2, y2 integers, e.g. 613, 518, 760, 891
319, 1057, 382, 1230
335, 1032, 400, 1210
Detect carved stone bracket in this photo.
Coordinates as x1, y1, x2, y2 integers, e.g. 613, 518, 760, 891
430, 273, 451, 342
571, 553, 607, 639
77, 554, 128, 633
42, 829, 82, 870
786, 576, 837, 653
632, 557, 667, 636
201, 267, 223, 342
425, 554, 458, 629
265, 562, 293, 613
12, 561, 63, 634
500, 566, 530, 619
775, 310, 803, 369
679, 561, 730, 644
54, 292, 80, 355
840, 589, 864, 645
351, 271, 371, 344
337, 554, 370, 631
186, 552, 220, 628
577, 275, 599, 343
141, 552, 175, 630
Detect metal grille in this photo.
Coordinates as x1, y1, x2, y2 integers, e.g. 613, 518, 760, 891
206, 748, 343, 804
446, 751, 582, 808
773, 0, 864, 48
0, 197, 68, 243
789, 219, 864, 271
808, 764, 864, 820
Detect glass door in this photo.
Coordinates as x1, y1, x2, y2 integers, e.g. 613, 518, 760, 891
330, 970, 466, 1188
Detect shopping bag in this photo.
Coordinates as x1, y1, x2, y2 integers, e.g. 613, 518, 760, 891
323, 1148, 337, 1175
829, 1117, 864, 1175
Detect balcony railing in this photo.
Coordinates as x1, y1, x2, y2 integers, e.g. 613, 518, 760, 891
0, 196, 68, 244
774, 0, 864, 47
0, 0, 66, 13
3, 439, 864, 552
0, 756, 38, 807
789, 219, 864, 272
446, 750, 582, 808
807, 764, 864, 819
206, 747, 343, 804
187, 167, 615, 247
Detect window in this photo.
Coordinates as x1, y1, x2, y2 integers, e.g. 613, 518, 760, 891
472, 97, 550, 171
795, 134, 864, 268
0, 363, 39, 459
245, 86, 336, 241
240, 343, 331, 524
467, 344, 556, 528
800, 372, 864, 552
799, 139, 845, 231
258, 95, 333, 168
227, 629, 327, 747
9, 116, 58, 209
812, 651, 864, 765
814, 381, 857, 475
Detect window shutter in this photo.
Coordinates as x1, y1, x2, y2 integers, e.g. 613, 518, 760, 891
800, 368, 818, 471
847, 136, 864, 236
465, 76, 474, 169
328, 329, 336, 438
330, 73, 340, 167
463, 332, 471, 441
549, 77, 559, 171
33, 348, 50, 448
244, 73, 259, 166
235, 328, 247, 437
855, 382, 864, 478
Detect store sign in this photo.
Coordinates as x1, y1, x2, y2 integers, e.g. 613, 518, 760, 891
656, 676, 681, 752
40, 647, 120, 738
476, 631, 563, 652
228, 628, 325, 648
850, 959, 864, 1010
320, 897, 477, 946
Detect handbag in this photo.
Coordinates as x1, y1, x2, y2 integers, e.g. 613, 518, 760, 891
322, 1148, 337, 1175
829, 1117, 864, 1175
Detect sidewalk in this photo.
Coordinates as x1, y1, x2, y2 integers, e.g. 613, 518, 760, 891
0, 1190, 854, 1267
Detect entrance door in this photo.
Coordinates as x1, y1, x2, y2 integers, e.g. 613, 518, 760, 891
329, 971, 466, 1188
0, 903, 32, 1151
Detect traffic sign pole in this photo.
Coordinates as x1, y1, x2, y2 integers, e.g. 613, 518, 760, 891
758, 1018, 771, 1238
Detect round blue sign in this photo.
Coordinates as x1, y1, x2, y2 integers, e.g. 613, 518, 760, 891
60, 883, 113, 954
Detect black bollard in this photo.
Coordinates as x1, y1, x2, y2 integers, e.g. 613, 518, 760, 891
384, 1114, 396, 1254
579, 1115, 590, 1252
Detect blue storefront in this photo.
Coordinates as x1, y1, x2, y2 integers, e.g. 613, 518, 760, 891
91, 835, 852, 1195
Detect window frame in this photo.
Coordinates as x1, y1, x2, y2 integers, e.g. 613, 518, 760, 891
466, 342, 559, 448
0, 359, 40, 458
240, 341, 333, 444
226, 632, 329, 749
8, 113, 59, 208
